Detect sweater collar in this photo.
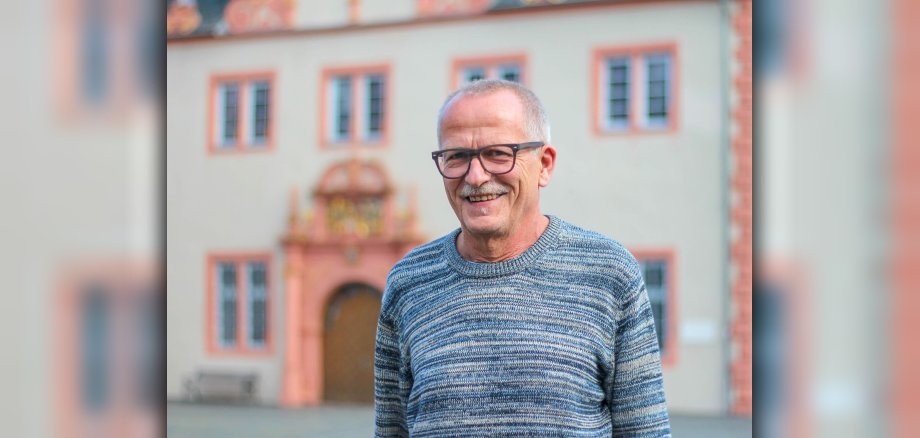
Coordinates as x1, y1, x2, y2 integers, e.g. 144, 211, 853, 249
443, 215, 561, 278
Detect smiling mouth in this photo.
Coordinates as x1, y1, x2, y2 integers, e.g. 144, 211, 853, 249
466, 193, 503, 203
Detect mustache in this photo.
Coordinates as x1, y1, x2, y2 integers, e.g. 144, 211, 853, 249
459, 181, 510, 198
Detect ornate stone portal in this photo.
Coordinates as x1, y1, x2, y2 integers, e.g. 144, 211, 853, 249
280, 158, 424, 406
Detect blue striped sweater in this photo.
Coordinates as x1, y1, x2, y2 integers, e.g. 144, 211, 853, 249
374, 216, 671, 437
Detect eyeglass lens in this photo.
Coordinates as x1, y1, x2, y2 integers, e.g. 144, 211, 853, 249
438, 145, 516, 178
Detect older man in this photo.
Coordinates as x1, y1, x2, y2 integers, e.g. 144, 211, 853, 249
374, 79, 671, 437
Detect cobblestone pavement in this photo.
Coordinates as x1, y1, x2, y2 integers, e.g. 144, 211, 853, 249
167, 402, 752, 437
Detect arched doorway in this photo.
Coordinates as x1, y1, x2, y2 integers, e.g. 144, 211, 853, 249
322, 283, 382, 404
280, 158, 425, 407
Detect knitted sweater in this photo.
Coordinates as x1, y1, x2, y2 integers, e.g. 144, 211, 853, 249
374, 216, 671, 437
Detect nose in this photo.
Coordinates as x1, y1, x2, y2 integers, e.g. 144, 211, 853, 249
464, 156, 491, 187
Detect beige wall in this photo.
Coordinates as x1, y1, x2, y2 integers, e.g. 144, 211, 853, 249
296, 0, 350, 28
168, 1, 727, 413
293, 0, 416, 28
359, 0, 416, 23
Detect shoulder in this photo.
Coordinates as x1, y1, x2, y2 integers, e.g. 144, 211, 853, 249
550, 218, 643, 297
387, 233, 450, 284
381, 232, 453, 316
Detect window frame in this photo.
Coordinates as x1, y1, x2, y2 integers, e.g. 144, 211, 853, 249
52, 260, 158, 435
450, 53, 529, 90
319, 64, 392, 149
206, 252, 274, 356
208, 71, 277, 154
631, 249, 677, 368
592, 43, 679, 136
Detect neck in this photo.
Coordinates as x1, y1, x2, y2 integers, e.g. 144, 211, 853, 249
457, 214, 550, 263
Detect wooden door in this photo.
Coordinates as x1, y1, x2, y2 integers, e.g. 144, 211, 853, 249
322, 284, 381, 403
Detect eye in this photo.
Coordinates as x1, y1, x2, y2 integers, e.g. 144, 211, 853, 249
443, 150, 472, 162
483, 147, 513, 159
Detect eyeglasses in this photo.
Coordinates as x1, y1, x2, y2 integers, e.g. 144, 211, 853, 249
431, 142, 545, 179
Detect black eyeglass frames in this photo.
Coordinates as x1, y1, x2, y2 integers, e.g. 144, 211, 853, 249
431, 142, 545, 179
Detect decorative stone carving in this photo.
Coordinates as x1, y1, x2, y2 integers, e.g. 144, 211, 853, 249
224, 0, 295, 34
166, 2, 202, 36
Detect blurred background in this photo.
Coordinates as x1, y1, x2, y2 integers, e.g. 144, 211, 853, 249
2, 0, 918, 436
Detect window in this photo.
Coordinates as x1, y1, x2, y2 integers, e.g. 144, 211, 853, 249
366, 74, 384, 137
251, 80, 271, 141
634, 250, 676, 366
332, 76, 352, 141
208, 72, 276, 153
81, 285, 110, 411
321, 65, 390, 147
248, 262, 268, 346
606, 57, 630, 130
640, 259, 668, 354
497, 64, 521, 83
463, 66, 485, 83
451, 54, 528, 89
594, 45, 677, 134
217, 83, 240, 144
644, 54, 671, 128
207, 253, 273, 354
216, 262, 238, 347
54, 262, 160, 434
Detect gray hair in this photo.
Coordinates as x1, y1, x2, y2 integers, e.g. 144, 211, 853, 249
437, 79, 552, 146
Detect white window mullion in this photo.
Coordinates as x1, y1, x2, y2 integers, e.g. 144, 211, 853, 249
354, 76, 366, 140
216, 85, 226, 145
327, 79, 336, 142
238, 82, 248, 145
249, 82, 257, 145
634, 55, 648, 129
237, 261, 247, 347
247, 263, 256, 347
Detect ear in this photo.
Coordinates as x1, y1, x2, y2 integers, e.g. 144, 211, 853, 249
538, 144, 556, 187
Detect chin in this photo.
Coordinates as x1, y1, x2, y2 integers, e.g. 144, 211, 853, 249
460, 215, 508, 238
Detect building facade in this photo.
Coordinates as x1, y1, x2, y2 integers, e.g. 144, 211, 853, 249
167, 0, 752, 415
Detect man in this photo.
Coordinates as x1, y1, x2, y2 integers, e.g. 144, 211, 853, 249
375, 79, 671, 437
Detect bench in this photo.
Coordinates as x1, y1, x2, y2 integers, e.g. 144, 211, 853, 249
184, 370, 259, 403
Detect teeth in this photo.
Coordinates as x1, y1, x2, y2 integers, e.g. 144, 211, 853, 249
468, 194, 499, 202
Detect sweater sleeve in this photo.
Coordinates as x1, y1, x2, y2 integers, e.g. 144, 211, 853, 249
374, 302, 411, 437
606, 275, 672, 437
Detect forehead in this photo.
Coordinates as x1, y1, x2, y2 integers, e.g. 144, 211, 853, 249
439, 90, 526, 145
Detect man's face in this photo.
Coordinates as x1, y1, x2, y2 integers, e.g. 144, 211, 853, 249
438, 90, 554, 240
